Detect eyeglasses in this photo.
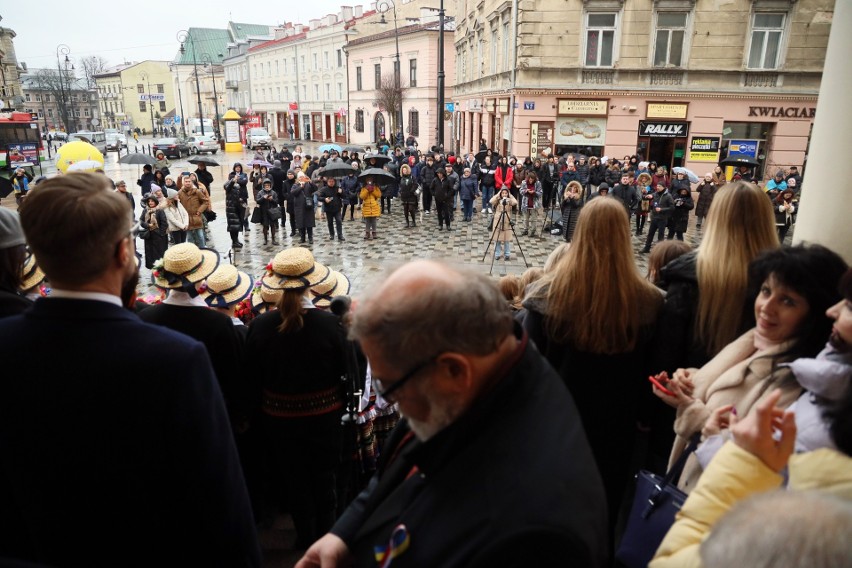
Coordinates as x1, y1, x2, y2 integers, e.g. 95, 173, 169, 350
374, 356, 438, 402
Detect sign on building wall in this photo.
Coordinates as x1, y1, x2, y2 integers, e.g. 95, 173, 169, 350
557, 99, 608, 116
727, 139, 759, 159
646, 103, 688, 119
498, 99, 510, 114
555, 117, 607, 146
523, 102, 535, 110
689, 136, 721, 161
639, 121, 689, 138
485, 99, 495, 113
530, 122, 554, 158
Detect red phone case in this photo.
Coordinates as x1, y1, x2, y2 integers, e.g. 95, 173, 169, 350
648, 375, 675, 397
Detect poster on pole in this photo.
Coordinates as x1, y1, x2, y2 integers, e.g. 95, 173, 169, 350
8, 143, 39, 166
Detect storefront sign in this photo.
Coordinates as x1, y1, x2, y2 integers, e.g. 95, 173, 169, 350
748, 106, 815, 118
555, 117, 607, 146
485, 99, 495, 113
557, 99, 608, 116
471, 99, 483, 112
530, 122, 554, 159
727, 139, 759, 159
646, 103, 688, 119
7, 143, 38, 166
498, 98, 509, 114
638, 121, 689, 138
689, 136, 720, 161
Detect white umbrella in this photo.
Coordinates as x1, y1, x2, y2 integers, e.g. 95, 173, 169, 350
672, 166, 699, 183
67, 160, 104, 172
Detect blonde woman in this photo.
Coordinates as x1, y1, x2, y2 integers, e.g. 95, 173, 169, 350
522, 197, 664, 539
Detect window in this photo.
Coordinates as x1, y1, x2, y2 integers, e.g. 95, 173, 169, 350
355, 109, 364, 132
654, 12, 687, 67
337, 49, 343, 67
139, 101, 147, 112
277, 87, 281, 101
461, 47, 467, 81
157, 83, 165, 93
338, 83, 343, 99
137, 84, 144, 93
748, 13, 785, 69
374, 63, 381, 89
36, 94, 41, 102
276, 60, 279, 75
283, 59, 287, 74
408, 109, 419, 136
325, 84, 331, 99
313, 53, 318, 70
48, 109, 53, 117
25, 93, 31, 102
503, 22, 510, 71
45, 94, 51, 102
254, 64, 258, 78
491, 29, 497, 74
356, 66, 363, 90
285, 86, 289, 100
267, 62, 271, 76
585, 13, 617, 67
37, 110, 43, 118
300, 56, 305, 72
409, 59, 417, 87
324, 51, 329, 68
159, 101, 166, 112
302, 85, 306, 99
477, 40, 483, 77
314, 85, 319, 99
84, 108, 90, 117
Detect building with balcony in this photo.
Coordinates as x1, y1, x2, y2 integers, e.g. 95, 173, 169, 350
94, 61, 175, 135
20, 68, 99, 133
346, 7, 456, 148
452, 0, 833, 180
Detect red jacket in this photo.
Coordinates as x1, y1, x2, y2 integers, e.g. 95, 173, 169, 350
495, 165, 514, 189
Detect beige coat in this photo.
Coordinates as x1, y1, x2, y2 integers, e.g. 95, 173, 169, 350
669, 329, 801, 492
178, 186, 210, 230
489, 194, 517, 242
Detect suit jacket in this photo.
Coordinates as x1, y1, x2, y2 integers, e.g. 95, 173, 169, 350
331, 326, 608, 567
0, 289, 32, 319
0, 298, 260, 566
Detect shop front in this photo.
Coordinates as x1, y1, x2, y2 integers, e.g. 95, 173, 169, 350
334, 109, 347, 143
553, 99, 609, 159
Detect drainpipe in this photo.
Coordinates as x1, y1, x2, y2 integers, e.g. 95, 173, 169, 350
507, 0, 519, 156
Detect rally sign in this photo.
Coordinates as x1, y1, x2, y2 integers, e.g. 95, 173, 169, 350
638, 121, 689, 138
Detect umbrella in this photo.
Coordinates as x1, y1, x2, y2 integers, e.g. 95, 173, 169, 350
358, 167, 396, 184
318, 143, 342, 153
67, 160, 105, 172
320, 162, 358, 177
342, 145, 363, 154
672, 166, 699, 183
363, 153, 392, 166
475, 150, 500, 163
0, 177, 13, 198
246, 159, 273, 167
187, 155, 220, 167
119, 153, 157, 166
719, 156, 760, 168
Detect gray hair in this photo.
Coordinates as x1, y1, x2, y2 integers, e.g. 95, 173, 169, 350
350, 266, 513, 369
701, 490, 852, 568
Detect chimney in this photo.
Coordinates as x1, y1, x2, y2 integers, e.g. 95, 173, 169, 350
274, 27, 287, 40
354, 5, 363, 18
309, 19, 321, 30
341, 6, 353, 21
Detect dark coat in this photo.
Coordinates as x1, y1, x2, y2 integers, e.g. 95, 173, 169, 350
669, 189, 695, 232
340, 174, 361, 205
611, 183, 638, 213
459, 175, 479, 201
418, 162, 437, 189
267, 166, 286, 195
226, 185, 246, 232
604, 167, 622, 186
0, 299, 260, 566
0, 289, 32, 319
291, 181, 316, 229
560, 194, 583, 241
431, 176, 454, 203
140, 207, 168, 269
194, 167, 214, 190
649, 189, 675, 222
254, 188, 280, 228
397, 175, 418, 205
316, 183, 344, 214
331, 326, 607, 568
589, 163, 606, 185
694, 181, 717, 218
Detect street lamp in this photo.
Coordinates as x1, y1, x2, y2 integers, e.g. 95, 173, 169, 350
168, 62, 187, 137
200, 53, 223, 139
377, 0, 404, 143
55, 44, 71, 133
437, 0, 445, 150
177, 30, 206, 136
139, 71, 156, 136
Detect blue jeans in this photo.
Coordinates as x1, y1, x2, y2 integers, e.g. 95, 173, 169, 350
481, 185, 495, 209
462, 199, 473, 220
494, 241, 511, 258
187, 228, 206, 248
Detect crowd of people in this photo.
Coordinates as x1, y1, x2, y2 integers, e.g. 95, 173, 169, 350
1, 144, 847, 568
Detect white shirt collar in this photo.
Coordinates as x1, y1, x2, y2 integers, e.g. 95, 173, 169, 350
164, 290, 208, 307
301, 295, 316, 310
49, 289, 123, 307
230, 316, 245, 326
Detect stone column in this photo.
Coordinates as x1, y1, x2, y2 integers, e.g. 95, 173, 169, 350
793, 2, 852, 262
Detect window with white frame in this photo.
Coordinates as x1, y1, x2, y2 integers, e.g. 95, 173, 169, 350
302, 85, 306, 99
409, 59, 417, 87
283, 59, 288, 74
356, 66, 362, 90
324, 52, 329, 68
338, 83, 344, 99
276, 60, 279, 75
337, 50, 343, 67
325, 84, 331, 99
313, 53, 318, 70
314, 84, 319, 99
355, 109, 364, 132
301, 56, 305, 72
503, 22, 510, 71
477, 39, 483, 77
490, 29, 497, 74
267, 62, 271, 76
748, 12, 785, 69
25, 94, 31, 102
585, 13, 617, 67
374, 63, 381, 89
285, 86, 289, 100
654, 12, 687, 67
408, 110, 419, 136
277, 87, 281, 101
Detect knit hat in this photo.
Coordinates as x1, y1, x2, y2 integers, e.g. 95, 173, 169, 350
20, 250, 46, 291
0, 208, 25, 250
261, 248, 330, 291
201, 264, 254, 308
598, 182, 610, 192
310, 270, 351, 308
151, 242, 220, 294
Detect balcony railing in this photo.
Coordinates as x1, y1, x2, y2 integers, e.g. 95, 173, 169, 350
225, 80, 239, 90
581, 70, 615, 85
744, 72, 779, 88
649, 70, 684, 86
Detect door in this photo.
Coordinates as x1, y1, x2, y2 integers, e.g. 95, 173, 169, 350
374, 112, 386, 144
325, 115, 332, 142
647, 137, 675, 171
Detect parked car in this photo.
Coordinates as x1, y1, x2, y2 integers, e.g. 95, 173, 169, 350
246, 127, 272, 150
153, 137, 191, 159
68, 131, 107, 155
187, 135, 219, 155
105, 133, 127, 151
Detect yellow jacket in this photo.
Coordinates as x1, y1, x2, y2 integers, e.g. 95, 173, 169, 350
360, 185, 382, 218
651, 442, 852, 568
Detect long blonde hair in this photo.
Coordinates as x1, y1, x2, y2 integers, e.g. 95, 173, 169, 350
695, 181, 779, 355
536, 198, 661, 353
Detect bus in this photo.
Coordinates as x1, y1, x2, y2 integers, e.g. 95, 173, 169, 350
0, 112, 44, 171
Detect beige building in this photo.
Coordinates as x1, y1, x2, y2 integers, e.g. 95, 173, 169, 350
94, 61, 176, 135
0, 22, 24, 110
453, 0, 833, 180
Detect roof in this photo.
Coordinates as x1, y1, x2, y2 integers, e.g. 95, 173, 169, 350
173, 23, 274, 65
250, 10, 377, 53
93, 62, 137, 78
346, 18, 456, 47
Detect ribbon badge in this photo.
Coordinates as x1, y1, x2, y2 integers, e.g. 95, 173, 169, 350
374, 524, 411, 568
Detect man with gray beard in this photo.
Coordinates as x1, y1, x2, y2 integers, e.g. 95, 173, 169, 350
296, 260, 607, 568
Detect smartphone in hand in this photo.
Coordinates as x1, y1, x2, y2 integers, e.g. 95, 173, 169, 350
649, 375, 675, 397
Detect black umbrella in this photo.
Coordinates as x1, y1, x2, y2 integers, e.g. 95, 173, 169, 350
363, 153, 392, 166
358, 167, 396, 184
320, 162, 357, 177
719, 155, 759, 168
475, 150, 500, 163
0, 176, 13, 198
342, 145, 363, 154
188, 155, 221, 166
118, 153, 157, 166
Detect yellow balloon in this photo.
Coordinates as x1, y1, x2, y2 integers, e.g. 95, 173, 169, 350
55, 141, 105, 173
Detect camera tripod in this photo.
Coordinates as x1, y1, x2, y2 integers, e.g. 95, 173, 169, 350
481, 204, 529, 275
539, 184, 561, 238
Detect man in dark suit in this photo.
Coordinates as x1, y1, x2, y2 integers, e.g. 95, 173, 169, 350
297, 261, 608, 568
0, 173, 260, 567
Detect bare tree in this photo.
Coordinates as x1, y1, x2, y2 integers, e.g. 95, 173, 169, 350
80, 55, 108, 89
35, 69, 75, 133
374, 73, 406, 138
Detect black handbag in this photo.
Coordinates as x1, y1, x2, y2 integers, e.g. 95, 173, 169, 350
615, 435, 700, 568
250, 207, 262, 224
203, 210, 217, 221
267, 206, 282, 221
305, 196, 314, 208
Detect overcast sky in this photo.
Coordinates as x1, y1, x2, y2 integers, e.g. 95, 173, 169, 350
5, 0, 360, 70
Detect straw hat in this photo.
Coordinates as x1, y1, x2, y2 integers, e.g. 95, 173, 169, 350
20, 250, 46, 291
201, 264, 254, 308
261, 248, 329, 291
151, 242, 219, 292
310, 270, 351, 308
250, 280, 283, 314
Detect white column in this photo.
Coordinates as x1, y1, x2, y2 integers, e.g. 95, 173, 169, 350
793, 1, 852, 263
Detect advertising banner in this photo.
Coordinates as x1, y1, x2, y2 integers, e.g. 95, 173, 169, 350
689, 136, 721, 161
555, 117, 607, 146
727, 139, 759, 159
7, 143, 38, 166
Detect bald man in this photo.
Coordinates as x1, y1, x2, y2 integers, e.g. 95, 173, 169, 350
297, 261, 607, 568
